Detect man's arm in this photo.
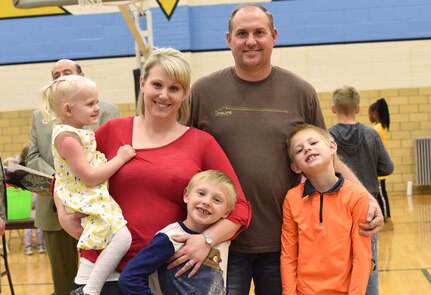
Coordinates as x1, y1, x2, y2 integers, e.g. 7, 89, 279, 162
336, 160, 384, 235
25, 112, 55, 176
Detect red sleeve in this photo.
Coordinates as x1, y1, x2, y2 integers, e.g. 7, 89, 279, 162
200, 134, 251, 239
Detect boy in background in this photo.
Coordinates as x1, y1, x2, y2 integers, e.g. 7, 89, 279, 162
119, 170, 237, 295
329, 85, 394, 295
281, 124, 371, 295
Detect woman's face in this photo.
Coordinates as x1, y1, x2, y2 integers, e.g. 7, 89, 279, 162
140, 64, 187, 121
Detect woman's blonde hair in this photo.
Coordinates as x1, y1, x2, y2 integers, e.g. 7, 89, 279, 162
40, 75, 96, 124
136, 48, 191, 124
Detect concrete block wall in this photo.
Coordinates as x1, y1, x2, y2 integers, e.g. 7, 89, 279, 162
0, 102, 136, 161
1, 87, 429, 196
319, 87, 431, 195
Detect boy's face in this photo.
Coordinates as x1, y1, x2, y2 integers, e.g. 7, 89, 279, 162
184, 179, 230, 231
290, 129, 337, 175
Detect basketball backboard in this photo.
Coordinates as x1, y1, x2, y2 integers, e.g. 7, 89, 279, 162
13, 0, 131, 15
13, 0, 120, 8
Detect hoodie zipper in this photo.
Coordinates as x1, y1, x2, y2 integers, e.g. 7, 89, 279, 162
319, 192, 324, 226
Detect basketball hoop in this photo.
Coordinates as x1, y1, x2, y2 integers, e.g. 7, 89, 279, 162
78, 0, 102, 9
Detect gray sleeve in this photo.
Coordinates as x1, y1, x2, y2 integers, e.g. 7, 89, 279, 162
25, 112, 55, 176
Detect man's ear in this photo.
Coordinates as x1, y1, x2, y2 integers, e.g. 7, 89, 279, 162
272, 27, 278, 43
226, 32, 231, 48
290, 162, 302, 174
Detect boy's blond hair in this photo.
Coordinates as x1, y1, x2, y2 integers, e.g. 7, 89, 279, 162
286, 124, 335, 164
186, 170, 237, 212
332, 85, 360, 115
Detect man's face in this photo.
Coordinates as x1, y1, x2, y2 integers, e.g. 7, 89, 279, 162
51, 59, 79, 80
226, 7, 277, 73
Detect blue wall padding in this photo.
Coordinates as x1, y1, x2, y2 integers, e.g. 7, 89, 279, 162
1, 0, 430, 64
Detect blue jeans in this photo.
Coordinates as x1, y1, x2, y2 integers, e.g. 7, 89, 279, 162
366, 234, 379, 295
227, 251, 282, 295
75, 281, 123, 295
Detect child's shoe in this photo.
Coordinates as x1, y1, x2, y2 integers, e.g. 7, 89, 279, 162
70, 286, 89, 295
24, 246, 34, 255
37, 244, 45, 253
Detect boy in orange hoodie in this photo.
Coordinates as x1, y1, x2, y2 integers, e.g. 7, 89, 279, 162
281, 124, 371, 295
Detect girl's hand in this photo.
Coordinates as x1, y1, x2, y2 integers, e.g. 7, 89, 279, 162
117, 145, 136, 162
167, 234, 211, 278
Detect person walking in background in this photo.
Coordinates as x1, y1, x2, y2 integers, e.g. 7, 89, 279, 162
190, 3, 383, 294
26, 59, 120, 295
369, 98, 394, 231
282, 124, 372, 295
329, 86, 394, 295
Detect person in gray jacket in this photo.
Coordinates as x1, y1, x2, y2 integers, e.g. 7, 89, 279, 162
25, 59, 119, 295
329, 85, 394, 295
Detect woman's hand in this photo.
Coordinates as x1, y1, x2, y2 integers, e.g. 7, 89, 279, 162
54, 197, 86, 240
167, 234, 211, 278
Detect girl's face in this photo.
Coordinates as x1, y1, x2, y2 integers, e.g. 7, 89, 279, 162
62, 85, 100, 129
369, 109, 378, 124
140, 64, 187, 122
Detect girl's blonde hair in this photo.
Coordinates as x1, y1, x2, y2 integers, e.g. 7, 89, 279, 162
185, 170, 237, 213
40, 75, 96, 124
137, 48, 191, 124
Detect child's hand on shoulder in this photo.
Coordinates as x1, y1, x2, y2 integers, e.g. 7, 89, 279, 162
117, 145, 136, 162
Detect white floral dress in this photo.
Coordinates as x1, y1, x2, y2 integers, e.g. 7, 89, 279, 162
52, 124, 127, 250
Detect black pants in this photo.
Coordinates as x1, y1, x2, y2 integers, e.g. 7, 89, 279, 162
377, 179, 391, 218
